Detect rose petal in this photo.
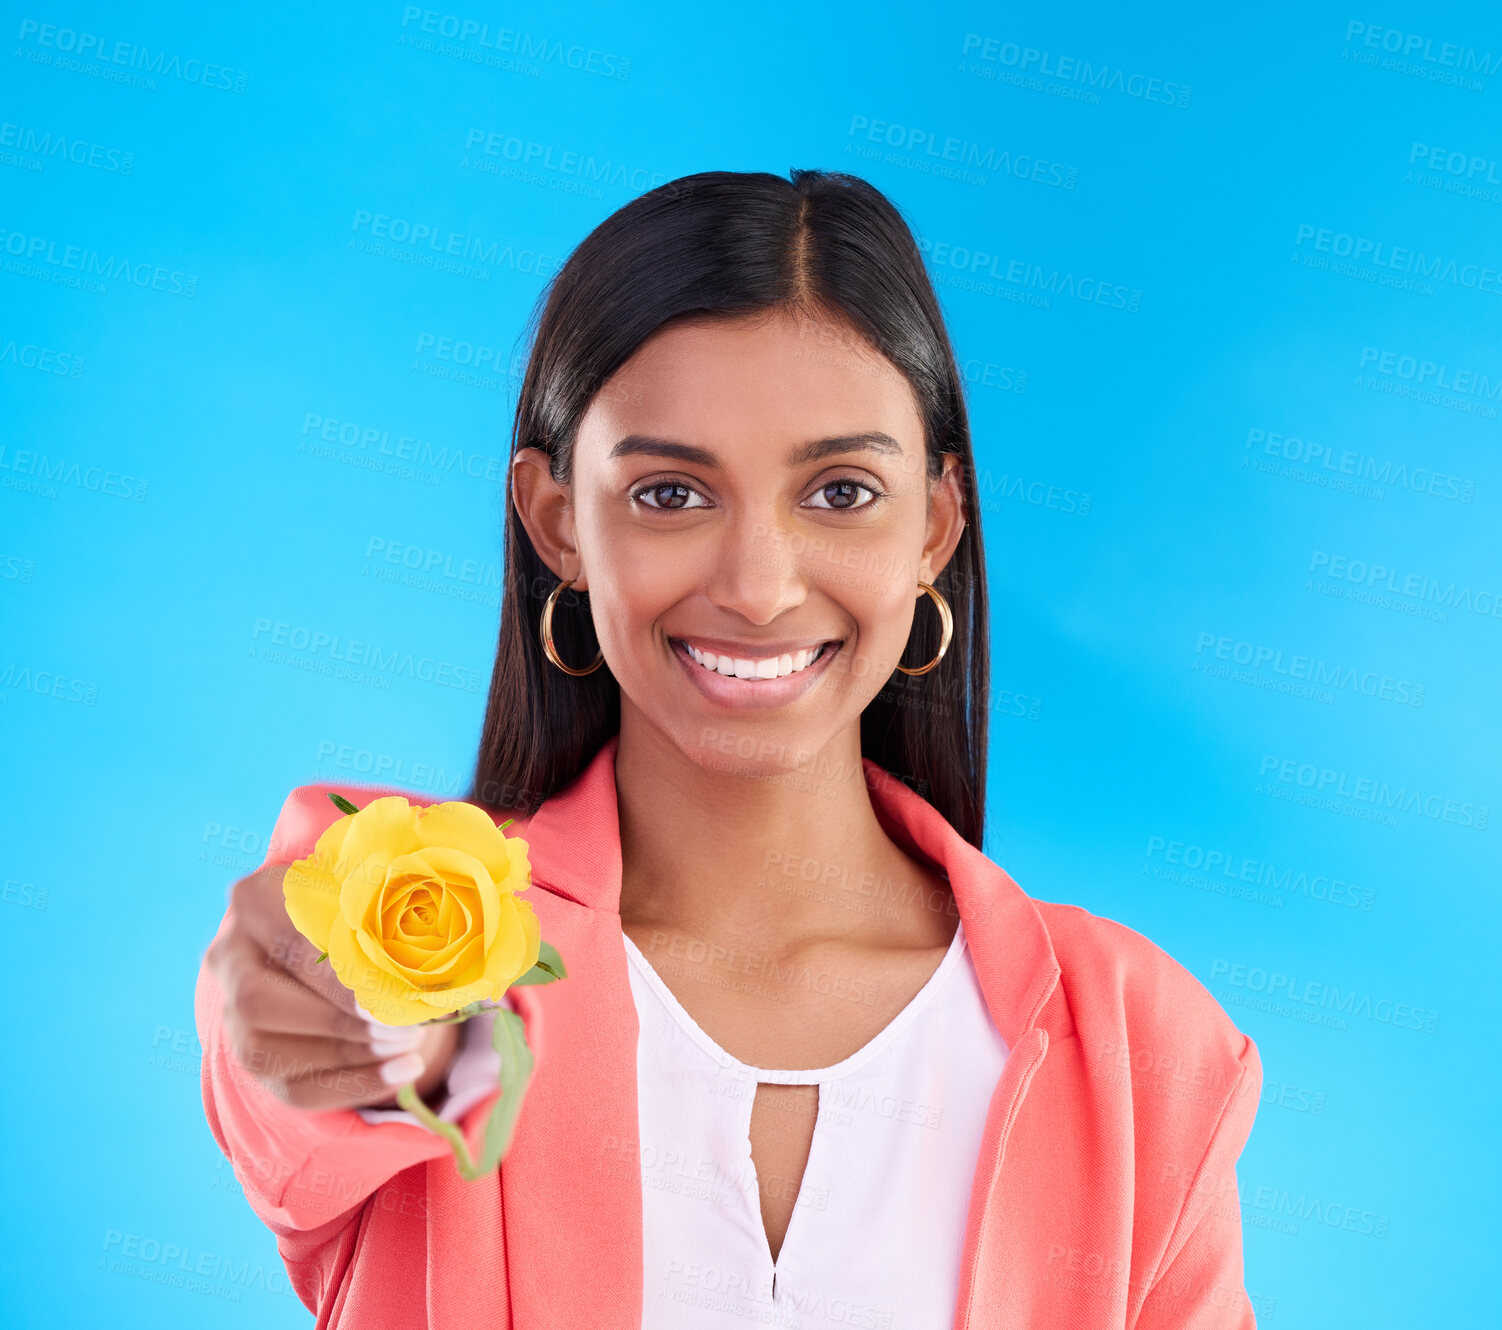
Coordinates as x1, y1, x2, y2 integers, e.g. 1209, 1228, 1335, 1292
354, 925, 430, 988
335, 797, 419, 882
310, 810, 354, 870
341, 849, 403, 933
327, 918, 426, 1026
413, 845, 500, 954
384, 885, 435, 944
375, 853, 444, 931
480, 894, 541, 993
421, 934, 486, 986
413, 977, 500, 1014
502, 833, 533, 896
433, 881, 469, 938
362, 915, 478, 987
413, 801, 516, 886
382, 872, 450, 945
402, 917, 484, 980
283, 858, 340, 952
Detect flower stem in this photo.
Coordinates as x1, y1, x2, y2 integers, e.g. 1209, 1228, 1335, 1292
395, 1082, 478, 1176
393, 1007, 537, 1181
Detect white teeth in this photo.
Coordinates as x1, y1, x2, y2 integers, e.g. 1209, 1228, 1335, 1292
681, 641, 827, 680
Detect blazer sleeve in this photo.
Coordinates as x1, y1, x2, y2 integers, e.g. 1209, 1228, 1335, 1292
193, 782, 516, 1310
1132, 1033, 1263, 1329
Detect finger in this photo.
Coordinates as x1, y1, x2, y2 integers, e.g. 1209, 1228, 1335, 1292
230, 865, 318, 971
230, 866, 361, 1011
216, 933, 375, 1044
209, 926, 341, 1033
227, 1027, 420, 1093
281, 1054, 431, 1112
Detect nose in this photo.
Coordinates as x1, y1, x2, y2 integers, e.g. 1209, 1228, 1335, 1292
700, 506, 808, 627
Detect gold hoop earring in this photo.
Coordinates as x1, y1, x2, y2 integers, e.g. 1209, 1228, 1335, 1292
896, 580, 954, 676
540, 577, 605, 676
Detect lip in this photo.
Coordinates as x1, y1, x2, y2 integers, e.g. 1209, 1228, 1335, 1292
667, 634, 843, 710
676, 634, 838, 657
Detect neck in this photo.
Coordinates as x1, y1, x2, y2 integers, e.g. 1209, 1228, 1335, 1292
613, 708, 952, 953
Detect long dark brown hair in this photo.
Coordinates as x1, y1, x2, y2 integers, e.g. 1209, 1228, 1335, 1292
467, 169, 991, 847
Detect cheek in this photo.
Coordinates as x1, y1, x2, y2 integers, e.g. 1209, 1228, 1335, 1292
586, 560, 678, 658
829, 577, 917, 680
580, 503, 676, 605
828, 527, 913, 610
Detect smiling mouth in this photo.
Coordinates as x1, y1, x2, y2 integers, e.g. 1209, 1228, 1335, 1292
668, 637, 843, 680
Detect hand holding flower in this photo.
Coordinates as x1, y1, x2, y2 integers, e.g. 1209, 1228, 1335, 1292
279, 792, 564, 1178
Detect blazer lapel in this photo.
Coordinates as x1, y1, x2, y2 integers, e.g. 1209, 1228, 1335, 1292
858, 759, 1063, 1328
495, 734, 643, 1329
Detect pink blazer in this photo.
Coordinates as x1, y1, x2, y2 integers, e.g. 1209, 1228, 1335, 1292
195, 732, 1263, 1328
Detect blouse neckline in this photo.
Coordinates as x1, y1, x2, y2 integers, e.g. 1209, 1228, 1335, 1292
621, 918, 969, 1084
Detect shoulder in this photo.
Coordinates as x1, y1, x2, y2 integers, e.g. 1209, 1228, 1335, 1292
263, 781, 536, 866
1034, 898, 1261, 1107
1028, 900, 1264, 1295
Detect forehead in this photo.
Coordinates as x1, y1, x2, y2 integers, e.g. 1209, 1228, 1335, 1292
578, 310, 923, 460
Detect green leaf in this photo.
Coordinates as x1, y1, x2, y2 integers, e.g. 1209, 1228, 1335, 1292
496, 817, 514, 832
476, 1007, 536, 1174
509, 940, 566, 986
327, 792, 361, 817
314, 951, 329, 963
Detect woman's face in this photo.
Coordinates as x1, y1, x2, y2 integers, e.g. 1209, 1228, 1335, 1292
515, 308, 966, 778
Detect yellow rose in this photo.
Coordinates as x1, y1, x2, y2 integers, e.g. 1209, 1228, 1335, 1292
283, 796, 540, 1027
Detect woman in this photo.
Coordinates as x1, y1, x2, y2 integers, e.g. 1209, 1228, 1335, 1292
197, 169, 1262, 1329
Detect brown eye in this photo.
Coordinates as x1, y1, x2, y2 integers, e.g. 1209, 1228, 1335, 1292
806, 478, 883, 512
632, 481, 707, 511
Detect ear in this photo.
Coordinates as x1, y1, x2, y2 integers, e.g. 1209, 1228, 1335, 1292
918, 452, 968, 587
510, 447, 589, 593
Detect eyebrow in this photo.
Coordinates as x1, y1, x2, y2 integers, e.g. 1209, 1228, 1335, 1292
608, 431, 904, 468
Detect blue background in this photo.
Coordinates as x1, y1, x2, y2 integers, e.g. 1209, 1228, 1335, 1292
2, 2, 1496, 1324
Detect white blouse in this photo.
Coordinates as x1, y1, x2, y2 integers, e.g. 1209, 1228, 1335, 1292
365, 919, 1010, 1329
